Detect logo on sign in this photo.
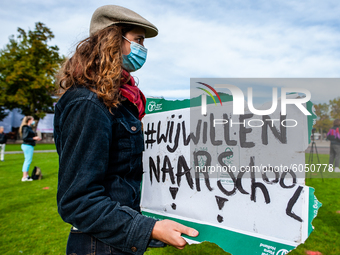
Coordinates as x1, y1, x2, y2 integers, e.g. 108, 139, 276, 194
276, 249, 289, 255
148, 101, 162, 112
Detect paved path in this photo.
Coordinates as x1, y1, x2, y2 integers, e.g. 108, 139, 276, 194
5, 150, 57, 154
5, 141, 332, 155
306, 140, 330, 154
306, 146, 329, 154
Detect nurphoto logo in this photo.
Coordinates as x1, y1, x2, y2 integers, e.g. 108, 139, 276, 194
198, 83, 311, 117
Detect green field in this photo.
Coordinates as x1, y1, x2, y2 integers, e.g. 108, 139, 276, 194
0, 145, 339, 254
4, 143, 56, 152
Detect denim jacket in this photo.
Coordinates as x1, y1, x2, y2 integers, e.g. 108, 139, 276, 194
22, 125, 36, 146
54, 86, 156, 254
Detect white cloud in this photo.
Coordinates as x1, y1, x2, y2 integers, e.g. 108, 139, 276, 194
1, 0, 340, 103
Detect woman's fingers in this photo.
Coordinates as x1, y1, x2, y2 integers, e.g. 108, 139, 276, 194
151, 220, 199, 249
173, 221, 199, 237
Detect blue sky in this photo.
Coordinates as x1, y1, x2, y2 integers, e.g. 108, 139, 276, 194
1, 0, 340, 104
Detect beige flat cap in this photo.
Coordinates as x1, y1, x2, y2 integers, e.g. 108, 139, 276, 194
90, 5, 158, 38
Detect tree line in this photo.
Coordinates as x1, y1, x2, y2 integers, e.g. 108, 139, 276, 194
0, 22, 64, 121
0, 21, 339, 136
314, 98, 340, 138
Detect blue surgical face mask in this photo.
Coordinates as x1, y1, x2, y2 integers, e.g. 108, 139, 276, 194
122, 36, 147, 72
31, 121, 35, 126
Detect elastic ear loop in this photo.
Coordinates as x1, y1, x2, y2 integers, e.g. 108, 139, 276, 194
122, 36, 131, 43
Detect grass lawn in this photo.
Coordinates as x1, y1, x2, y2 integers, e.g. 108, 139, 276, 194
0, 152, 69, 255
4, 143, 56, 152
0, 152, 339, 254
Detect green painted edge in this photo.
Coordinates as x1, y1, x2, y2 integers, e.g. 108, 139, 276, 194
308, 187, 322, 236
145, 93, 233, 114
143, 211, 295, 255
307, 101, 317, 144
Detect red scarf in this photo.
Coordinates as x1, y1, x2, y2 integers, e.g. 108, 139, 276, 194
120, 70, 146, 120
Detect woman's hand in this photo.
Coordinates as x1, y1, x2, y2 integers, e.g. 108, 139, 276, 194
33, 136, 42, 141
151, 219, 199, 249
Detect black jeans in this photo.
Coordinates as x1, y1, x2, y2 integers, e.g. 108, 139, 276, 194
66, 228, 130, 255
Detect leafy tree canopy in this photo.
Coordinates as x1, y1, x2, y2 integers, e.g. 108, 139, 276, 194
329, 97, 340, 120
314, 103, 332, 133
0, 22, 64, 120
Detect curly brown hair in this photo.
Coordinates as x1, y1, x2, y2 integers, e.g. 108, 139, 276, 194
57, 25, 135, 109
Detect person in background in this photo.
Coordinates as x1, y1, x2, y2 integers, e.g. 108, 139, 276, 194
19, 116, 41, 181
55, 5, 198, 255
0, 126, 7, 161
327, 119, 340, 172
